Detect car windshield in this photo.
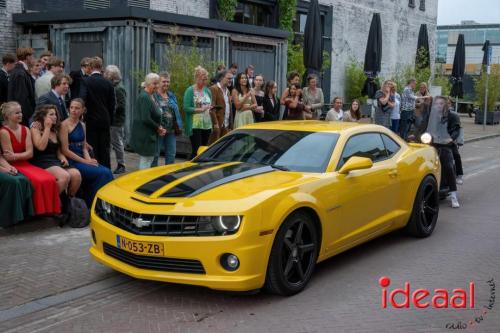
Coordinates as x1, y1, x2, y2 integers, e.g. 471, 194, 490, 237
194, 129, 339, 173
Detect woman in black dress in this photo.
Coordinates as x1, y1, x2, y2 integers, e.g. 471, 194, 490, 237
262, 80, 280, 121
252, 74, 265, 122
30, 105, 82, 198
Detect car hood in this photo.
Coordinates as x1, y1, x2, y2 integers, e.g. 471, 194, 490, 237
113, 161, 318, 201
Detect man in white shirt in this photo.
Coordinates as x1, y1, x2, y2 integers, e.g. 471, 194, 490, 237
325, 97, 344, 121
35, 57, 64, 98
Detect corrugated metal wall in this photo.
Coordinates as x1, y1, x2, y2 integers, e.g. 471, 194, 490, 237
51, 21, 151, 138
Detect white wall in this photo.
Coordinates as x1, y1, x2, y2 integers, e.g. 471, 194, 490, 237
0, 0, 23, 53
150, 0, 210, 18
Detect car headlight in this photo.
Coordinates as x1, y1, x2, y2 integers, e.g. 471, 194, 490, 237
420, 132, 432, 144
95, 198, 112, 221
197, 216, 242, 235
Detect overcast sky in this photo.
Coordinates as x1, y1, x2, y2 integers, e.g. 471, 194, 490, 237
437, 0, 500, 25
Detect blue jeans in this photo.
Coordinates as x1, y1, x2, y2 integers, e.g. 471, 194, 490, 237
399, 110, 414, 140
151, 133, 176, 167
391, 119, 400, 133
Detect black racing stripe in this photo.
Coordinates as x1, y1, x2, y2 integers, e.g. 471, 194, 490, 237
135, 162, 224, 195
160, 163, 275, 198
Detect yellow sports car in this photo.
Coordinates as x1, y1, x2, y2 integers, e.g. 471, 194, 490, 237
90, 121, 440, 295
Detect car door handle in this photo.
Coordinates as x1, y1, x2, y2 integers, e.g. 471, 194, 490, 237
388, 170, 398, 177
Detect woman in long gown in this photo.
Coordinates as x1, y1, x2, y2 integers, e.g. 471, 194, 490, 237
232, 72, 257, 129
0, 149, 34, 227
59, 99, 113, 207
0, 102, 61, 215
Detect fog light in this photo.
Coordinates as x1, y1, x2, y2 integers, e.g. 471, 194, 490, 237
420, 132, 432, 144
91, 229, 97, 244
220, 253, 240, 271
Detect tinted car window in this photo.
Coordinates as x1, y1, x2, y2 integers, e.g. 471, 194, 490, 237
381, 134, 401, 157
338, 133, 387, 169
195, 129, 339, 173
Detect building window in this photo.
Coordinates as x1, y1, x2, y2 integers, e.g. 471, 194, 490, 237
83, 0, 110, 10
409, 0, 415, 8
0, 0, 6, 9
233, 1, 276, 28
419, 0, 425, 11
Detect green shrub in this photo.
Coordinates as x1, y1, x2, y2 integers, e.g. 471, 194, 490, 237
475, 65, 500, 112
217, 0, 238, 21
431, 75, 451, 97
344, 61, 367, 104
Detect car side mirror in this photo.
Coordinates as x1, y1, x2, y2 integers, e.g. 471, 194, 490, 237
338, 156, 373, 175
197, 146, 208, 156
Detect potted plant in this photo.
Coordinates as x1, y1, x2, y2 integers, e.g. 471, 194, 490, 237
475, 65, 500, 125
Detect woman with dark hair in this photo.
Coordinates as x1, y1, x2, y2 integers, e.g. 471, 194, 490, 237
252, 74, 265, 122
0, 101, 61, 215
232, 72, 257, 129
302, 75, 324, 119
59, 98, 113, 207
344, 99, 362, 122
283, 83, 305, 120
30, 104, 82, 198
262, 80, 280, 121
280, 72, 301, 120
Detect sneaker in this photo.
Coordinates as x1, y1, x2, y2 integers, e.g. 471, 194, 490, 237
456, 175, 463, 185
449, 192, 460, 208
113, 164, 126, 174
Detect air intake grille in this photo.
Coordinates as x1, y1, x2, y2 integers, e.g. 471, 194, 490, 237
84, 0, 110, 9
128, 0, 150, 8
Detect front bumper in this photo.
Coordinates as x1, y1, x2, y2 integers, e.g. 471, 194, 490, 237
90, 207, 272, 292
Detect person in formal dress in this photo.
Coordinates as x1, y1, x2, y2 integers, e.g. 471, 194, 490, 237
0, 148, 34, 227
104, 65, 127, 174
151, 71, 182, 166
29, 60, 43, 83
59, 98, 113, 207
227, 63, 238, 91
0, 101, 60, 215
245, 64, 255, 88
35, 57, 64, 99
30, 105, 82, 203
252, 74, 265, 122
130, 73, 166, 169
8, 48, 36, 126
183, 66, 213, 159
38, 50, 52, 77
36, 74, 71, 121
0, 54, 16, 106
208, 70, 233, 144
302, 74, 324, 120
283, 83, 305, 120
232, 72, 257, 128
69, 57, 92, 100
262, 80, 280, 121
81, 57, 116, 168
280, 72, 301, 119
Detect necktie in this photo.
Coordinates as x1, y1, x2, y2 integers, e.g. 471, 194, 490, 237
58, 97, 68, 119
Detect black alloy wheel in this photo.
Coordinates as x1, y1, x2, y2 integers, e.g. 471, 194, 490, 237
265, 211, 319, 296
405, 175, 439, 237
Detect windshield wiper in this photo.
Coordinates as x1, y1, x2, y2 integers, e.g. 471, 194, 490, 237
269, 164, 290, 171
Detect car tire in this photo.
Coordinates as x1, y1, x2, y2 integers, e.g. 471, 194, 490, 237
264, 211, 319, 296
404, 175, 439, 237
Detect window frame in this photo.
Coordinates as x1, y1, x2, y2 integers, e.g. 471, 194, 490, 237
419, 0, 425, 11
380, 133, 401, 158
336, 132, 401, 171
408, 0, 416, 8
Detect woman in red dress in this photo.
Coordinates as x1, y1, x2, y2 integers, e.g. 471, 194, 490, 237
0, 102, 60, 215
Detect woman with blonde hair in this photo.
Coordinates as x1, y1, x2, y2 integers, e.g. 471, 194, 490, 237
130, 73, 166, 169
0, 101, 61, 215
183, 66, 213, 158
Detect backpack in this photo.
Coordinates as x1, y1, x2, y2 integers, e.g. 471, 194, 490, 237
66, 197, 90, 228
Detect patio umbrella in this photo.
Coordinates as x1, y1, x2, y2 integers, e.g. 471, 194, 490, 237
303, 0, 322, 86
416, 24, 430, 70
450, 34, 465, 99
482, 39, 491, 66
362, 13, 382, 99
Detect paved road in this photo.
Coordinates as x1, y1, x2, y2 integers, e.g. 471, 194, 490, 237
1, 137, 499, 333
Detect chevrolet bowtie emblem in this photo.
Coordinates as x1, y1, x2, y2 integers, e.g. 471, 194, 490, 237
131, 217, 151, 228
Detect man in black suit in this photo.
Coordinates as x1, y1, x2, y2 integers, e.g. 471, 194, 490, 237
81, 56, 115, 168
7, 48, 36, 125
36, 73, 71, 121
0, 54, 16, 105
69, 57, 91, 99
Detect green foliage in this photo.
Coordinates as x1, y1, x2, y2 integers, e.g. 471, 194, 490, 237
431, 75, 451, 96
217, 0, 238, 21
475, 65, 500, 112
279, 0, 297, 41
415, 47, 430, 70
344, 61, 367, 104
387, 63, 431, 94
287, 43, 305, 78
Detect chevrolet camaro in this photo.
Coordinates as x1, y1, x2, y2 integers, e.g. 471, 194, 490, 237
90, 121, 441, 295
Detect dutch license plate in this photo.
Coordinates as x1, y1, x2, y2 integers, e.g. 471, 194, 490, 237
116, 235, 164, 257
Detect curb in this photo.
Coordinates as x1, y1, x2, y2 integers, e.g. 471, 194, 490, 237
464, 133, 500, 144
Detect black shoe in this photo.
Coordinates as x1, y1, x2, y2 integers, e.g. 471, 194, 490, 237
113, 164, 126, 174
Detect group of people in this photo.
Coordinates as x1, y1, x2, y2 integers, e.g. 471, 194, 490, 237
0, 49, 116, 227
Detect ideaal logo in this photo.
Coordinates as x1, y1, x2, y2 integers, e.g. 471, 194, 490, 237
378, 277, 496, 329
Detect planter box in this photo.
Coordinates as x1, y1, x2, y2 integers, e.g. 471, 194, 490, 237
474, 110, 500, 125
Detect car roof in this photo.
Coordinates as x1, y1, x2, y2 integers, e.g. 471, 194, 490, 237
240, 120, 382, 133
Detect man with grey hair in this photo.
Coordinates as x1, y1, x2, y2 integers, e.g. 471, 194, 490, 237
104, 65, 127, 174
